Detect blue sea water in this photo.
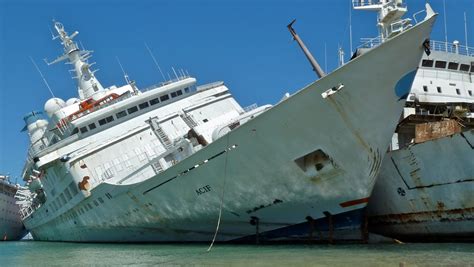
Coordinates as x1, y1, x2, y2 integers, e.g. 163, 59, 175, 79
1, 242, 473, 266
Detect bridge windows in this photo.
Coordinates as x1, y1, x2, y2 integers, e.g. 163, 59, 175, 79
448, 62, 459, 70
149, 98, 160, 105
423, 85, 428, 92
88, 123, 96, 130
422, 59, 473, 73
127, 106, 138, 114
421, 59, 434, 67
437, 86, 442, 93
139, 102, 150, 110
116, 110, 127, 119
460, 64, 470, 72
160, 94, 170, 101
456, 89, 461, 95
469, 90, 473, 97
435, 61, 447, 69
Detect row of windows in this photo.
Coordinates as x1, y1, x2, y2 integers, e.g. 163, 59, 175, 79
0, 186, 16, 197
39, 192, 112, 231
0, 198, 15, 205
77, 88, 188, 135
422, 59, 473, 72
47, 181, 80, 214
422, 85, 473, 96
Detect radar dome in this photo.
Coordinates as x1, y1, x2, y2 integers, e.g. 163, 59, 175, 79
66, 98, 80, 106
44, 98, 66, 118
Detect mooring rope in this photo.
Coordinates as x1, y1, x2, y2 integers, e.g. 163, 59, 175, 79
207, 134, 231, 252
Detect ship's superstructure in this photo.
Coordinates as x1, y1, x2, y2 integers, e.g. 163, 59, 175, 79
0, 175, 28, 241
366, 11, 474, 240
17, 4, 436, 242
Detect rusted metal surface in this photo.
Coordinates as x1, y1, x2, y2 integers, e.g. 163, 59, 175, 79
369, 207, 474, 225
368, 130, 474, 241
414, 119, 461, 143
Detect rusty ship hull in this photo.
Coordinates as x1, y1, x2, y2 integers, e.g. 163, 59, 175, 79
368, 129, 474, 241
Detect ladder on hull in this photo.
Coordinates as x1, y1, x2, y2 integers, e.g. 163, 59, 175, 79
147, 117, 173, 150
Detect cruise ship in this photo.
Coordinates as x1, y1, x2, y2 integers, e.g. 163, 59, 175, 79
0, 175, 28, 241
17, 2, 436, 242
367, 21, 474, 240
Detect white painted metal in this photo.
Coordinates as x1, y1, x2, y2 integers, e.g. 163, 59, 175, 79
353, 0, 411, 41
18, 10, 436, 242
0, 175, 27, 241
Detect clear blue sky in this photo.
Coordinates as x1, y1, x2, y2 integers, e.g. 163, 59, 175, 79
0, 0, 473, 182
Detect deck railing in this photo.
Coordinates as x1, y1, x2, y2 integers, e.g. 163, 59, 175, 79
358, 38, 474, 57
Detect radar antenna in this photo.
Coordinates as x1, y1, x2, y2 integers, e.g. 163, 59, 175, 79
116, 56, 131, 84
45, 21, 105, 100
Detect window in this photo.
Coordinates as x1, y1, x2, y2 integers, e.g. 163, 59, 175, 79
460, 64, 470, 72
127, 106, 138, 114
448, 62, 459, 70
203, 118, 209, 123
421, 59, 434, 67
139, 102, 149, 109
435, 61, 447, 69
456, 89, 461, 95
87, 203, 93, 210
171, 92, 177, 98
437, 86, 442, 93
98, 197, 104, 204
160, 95, 169, 101
64, 188, 72, 201
176, 90, 183, 96
184, 87, 190, 93
69, 182, 79, 195
423, 85, 428, 92
72, 128, 79, 134
150, 98, 160, 105
116, 110, 127, 119
106, 116, 114, 123
469, 90, 473, 97
93, 200, 99, 206
60, 193, 66, 205
80, 127, 88, 134
98, 118, 107, 126
52, 201, 58, 211
88, 123, 96, 130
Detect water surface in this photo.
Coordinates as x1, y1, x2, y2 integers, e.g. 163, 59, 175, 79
1, 241, 473, 266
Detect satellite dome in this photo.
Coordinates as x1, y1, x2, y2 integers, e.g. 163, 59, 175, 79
44, 98, 66, 118
66, 98, 80, 106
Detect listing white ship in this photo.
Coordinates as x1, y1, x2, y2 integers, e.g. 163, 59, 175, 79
17, 2, 436, 242
0, 175, 27, 241
368, 34, 474, 240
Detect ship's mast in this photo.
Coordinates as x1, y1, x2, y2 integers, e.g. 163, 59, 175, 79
353, 0, 409, 42
46, 21, 105, 100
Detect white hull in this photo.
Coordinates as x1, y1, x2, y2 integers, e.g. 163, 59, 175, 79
368, 130, 474, 241
24, 15, 436, 242
0, 189, 27, 241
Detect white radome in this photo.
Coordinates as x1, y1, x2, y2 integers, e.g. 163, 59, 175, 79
44, 98, 66, 118
66, 98, 80, 106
